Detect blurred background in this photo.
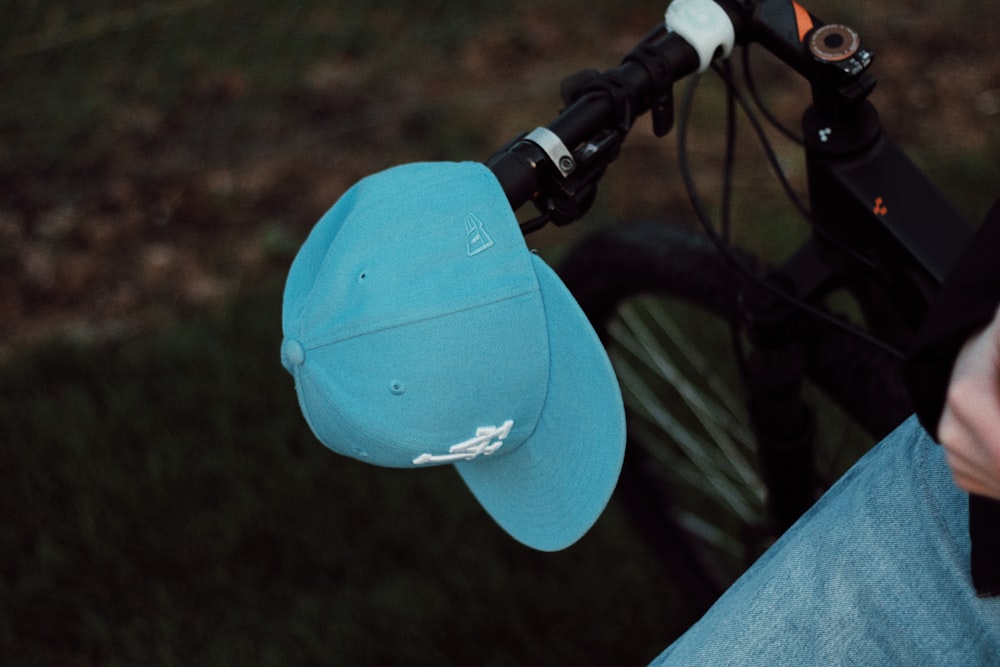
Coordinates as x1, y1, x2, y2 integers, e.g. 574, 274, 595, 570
2, 0, 998, 664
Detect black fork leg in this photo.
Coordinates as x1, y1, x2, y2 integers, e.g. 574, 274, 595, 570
739, 279, 818, 536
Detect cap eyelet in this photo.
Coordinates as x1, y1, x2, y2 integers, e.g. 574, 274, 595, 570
281, 338, 306, 367
389, 381, 406, 395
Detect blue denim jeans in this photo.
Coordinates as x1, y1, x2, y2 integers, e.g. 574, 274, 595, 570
651, 416, 1000, 665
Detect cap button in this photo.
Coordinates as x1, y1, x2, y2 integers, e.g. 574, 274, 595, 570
281, 338, 306, 368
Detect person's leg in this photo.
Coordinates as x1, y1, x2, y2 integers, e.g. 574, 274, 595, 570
650, 416, 1000, 666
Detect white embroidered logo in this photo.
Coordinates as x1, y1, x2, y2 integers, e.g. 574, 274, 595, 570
466, 214, 495, 256
412, 420, 514, 465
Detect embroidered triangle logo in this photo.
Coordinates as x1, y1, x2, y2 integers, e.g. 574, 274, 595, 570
466, 214, 495, 256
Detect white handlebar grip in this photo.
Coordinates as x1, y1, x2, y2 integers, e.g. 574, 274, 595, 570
665, 0, 736, 73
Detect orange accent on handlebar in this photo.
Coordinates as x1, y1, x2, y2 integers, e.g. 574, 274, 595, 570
792, 1, 814, 42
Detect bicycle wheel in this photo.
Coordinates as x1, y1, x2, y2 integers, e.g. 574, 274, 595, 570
558, 219, 911, 604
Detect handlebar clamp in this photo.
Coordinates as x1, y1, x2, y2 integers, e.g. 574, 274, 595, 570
524, 127, 576, 178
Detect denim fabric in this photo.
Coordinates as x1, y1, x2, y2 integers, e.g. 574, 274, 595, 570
651, 416, 1000, 666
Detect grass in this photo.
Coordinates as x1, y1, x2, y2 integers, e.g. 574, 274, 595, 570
0, 284, 696, 665
4, 0, 1000, 663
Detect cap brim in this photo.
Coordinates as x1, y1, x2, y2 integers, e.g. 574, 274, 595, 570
454, 255, 626, 551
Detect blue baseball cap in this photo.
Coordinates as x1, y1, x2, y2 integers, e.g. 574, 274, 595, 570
280, 161, 625, 551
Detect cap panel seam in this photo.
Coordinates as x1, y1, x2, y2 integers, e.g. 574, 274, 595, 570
301, 286, 541, 351
287, 186, 363, 342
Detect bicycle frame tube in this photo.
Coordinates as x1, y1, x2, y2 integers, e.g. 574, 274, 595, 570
805, 113, 974, 277
805, 130, 974, 319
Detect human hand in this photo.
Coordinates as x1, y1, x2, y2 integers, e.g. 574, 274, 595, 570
938, 304, 1000, 501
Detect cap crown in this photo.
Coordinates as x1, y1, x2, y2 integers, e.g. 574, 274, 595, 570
281, 162, 549, 467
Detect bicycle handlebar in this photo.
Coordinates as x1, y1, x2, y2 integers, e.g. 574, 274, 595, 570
486, 0, 875, 229
486, 28, 701, 213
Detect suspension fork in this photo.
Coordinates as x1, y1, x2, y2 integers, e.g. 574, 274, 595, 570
735, 227, 876, 534
738, 277, 818, 534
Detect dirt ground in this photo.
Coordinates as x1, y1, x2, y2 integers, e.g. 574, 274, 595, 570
2, 2, 998, 360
